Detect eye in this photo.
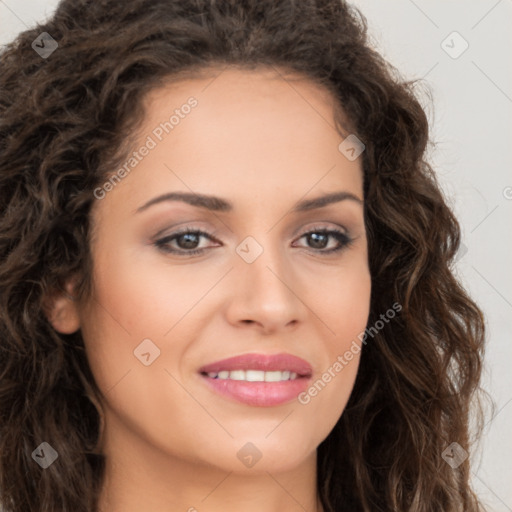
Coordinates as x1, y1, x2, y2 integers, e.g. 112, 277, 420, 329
293, 227, 354, 254
154, 228, 218, 256
153, 226, 354, 256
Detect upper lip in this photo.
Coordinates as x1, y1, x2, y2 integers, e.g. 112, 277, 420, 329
199, 353, 313, 377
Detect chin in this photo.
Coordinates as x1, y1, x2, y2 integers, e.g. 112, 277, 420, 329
195, 434, 319, 475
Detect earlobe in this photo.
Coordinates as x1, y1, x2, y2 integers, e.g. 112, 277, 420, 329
43, 278, 81, 334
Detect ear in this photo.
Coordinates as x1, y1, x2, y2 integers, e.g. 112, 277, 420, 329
43, 276, 81, 334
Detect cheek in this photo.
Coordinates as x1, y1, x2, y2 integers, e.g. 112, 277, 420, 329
84, 245, 215, 341
79, 246, 226, 401
298, 261, 370, 428
78, 253, 199, 451
321, 259, 372, 350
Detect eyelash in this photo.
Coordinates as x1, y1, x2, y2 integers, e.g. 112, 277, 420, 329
154, 225, 354, 257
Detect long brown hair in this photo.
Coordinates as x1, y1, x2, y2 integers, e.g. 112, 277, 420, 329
0, 0, 489, 510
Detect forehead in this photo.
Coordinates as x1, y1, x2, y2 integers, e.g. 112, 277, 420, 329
139, 64, 354, 143
91, 66, 363, 227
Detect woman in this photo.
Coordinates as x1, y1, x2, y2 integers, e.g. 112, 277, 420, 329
0, 0, 488, 511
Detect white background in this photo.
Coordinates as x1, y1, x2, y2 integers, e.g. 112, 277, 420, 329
1, 0, 511, 510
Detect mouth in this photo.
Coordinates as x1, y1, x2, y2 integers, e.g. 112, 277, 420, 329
198, 353, 313, 407
201, 369, 302, 382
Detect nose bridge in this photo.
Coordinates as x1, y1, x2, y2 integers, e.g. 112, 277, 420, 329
230, 231, 304, 327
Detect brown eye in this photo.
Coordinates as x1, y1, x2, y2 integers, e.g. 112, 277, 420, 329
294, 228, 353, 254
154, 229, 218, 256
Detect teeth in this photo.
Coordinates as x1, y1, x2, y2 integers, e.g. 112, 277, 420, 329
246, 370, 265, 382
229, 370, 245, 381
265, 371, 283, 382
206, 370, 300, 382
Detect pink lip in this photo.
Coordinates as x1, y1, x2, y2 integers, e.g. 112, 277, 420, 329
199, 353, 313, 376
198, 353, 313, 407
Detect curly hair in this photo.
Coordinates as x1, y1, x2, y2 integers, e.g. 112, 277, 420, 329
0, 0, 489, 511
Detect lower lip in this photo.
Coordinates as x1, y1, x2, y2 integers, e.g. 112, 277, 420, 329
200, 375, 311, 407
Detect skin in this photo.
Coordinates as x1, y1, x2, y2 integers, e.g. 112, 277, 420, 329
47, 66, 371, 512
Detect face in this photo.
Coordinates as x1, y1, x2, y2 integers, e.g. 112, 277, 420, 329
51, 66, 371, 475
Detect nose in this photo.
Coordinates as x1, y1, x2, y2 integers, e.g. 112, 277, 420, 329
224, 240, 308, 334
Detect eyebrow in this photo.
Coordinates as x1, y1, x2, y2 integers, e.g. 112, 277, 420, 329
134, 190, 363, 215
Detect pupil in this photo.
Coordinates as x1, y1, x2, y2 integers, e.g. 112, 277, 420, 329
309, 233, 327, 249
179, 233, 199, 249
